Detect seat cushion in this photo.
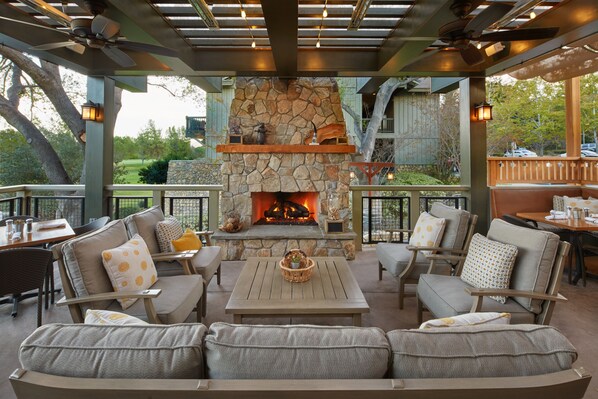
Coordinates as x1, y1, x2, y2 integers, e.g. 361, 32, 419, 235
124, 205, 165, 254
487, 219, 560, 313
417, 274, 535, 324
204, 323, 391, 379
61, 220, 129, 309
191, 246, 221, 285
429, 202, 471, 250
376, 242, 430, 277
19, 323, 207, 379
387, 324, 577, 379
108, 274, 203, 324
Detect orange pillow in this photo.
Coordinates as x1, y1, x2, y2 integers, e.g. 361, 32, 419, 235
171, 228, 202, 251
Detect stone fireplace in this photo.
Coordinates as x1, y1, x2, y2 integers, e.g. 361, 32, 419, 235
213, 77, 356, 260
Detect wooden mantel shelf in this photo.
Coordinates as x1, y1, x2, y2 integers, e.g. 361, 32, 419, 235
216, 144, 356, 154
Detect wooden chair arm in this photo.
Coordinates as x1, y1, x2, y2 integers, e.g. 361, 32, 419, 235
151, 250, 197, 262
195, 231, 214, 246
424, 254, 467, 262
406, 246, 469, 254
465, 287, 568, 302
56, 289, 162, 306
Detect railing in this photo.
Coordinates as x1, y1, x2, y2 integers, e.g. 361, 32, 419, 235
362, 117, 394, 133
0, 184, 222, 232
350, 185, 470, 248
487, 157, 598, 186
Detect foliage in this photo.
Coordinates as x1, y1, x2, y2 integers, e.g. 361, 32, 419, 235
43, 123, 84, 183
138, 159, 169, 184
0, 129, 46, 185
164, 126, 194, 160
381, 170, 443, 222
433, 92, 460, 183
136, 120, 165, 163
113, 136, 138, 163
581, 73, 598, 145
113, 162, 128, 184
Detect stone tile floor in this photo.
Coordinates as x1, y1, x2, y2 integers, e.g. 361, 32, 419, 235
0, 247, 597, 398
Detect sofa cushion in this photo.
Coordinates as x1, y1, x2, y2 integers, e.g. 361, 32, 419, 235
417, 274, 535, 324
204, 323, 391, 379
19, 323, 207, 379
460, 233, 518, 304
61, 220, 129, 309
124, 205, 165, 254
376, 242, 451, 277
487, 219, 560, 313
387, 324, 577, 379
429, 203, 471, 250
191, 245, 221, 284
107, 274, 203, 324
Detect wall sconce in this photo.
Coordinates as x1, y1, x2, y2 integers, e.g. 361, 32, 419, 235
81, 101, 102, 122
386, 171, 394, 181
349, 171, 356, 179
474, 102, 493, 121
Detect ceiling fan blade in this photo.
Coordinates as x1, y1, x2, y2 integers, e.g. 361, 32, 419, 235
479, 27, 559, 42
465, 3, 513, 36
101, 46, 136, 67
460, 43, 485, 66
92, 15, 120, 40
114, 40, 179, 57
31, 40, 86, 54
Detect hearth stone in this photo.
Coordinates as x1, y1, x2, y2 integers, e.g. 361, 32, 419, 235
213, 226, 356, 260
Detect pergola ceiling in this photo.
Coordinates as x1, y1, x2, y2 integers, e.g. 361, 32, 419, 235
0, 0, 597, 92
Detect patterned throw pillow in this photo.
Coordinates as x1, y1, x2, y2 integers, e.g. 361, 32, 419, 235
155, 216, 184, 253
563, 196, 598, 214
84, 309, 148, 325
101, 234, 158, 310
419, 312, 511, 329
460, 233, 518, 304
171, 228, 203, 251
408, 212, 446, 255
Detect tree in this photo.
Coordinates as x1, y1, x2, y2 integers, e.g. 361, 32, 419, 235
136, 120, 165, 163
139, 159, 169, 184
114, 136, 138, 163
581, 73, 598, 145
0, 129, 46, 185
434, 91, 461, 182
164, 126, 194, 160
0, 45, 122, 184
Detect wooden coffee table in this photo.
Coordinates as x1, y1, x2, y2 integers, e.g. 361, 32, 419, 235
226, 257, 369, 326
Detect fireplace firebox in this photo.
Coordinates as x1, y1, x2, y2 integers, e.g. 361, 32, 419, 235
252, 192, 319, 226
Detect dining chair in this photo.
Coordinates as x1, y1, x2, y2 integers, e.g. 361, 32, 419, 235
72, 216, 111, 236
0, 247, 53, 327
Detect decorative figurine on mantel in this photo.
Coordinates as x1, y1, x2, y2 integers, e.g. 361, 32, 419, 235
255, 123, 267, 145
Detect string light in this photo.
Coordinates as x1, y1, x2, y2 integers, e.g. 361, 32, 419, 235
322, 6, 328, 18
316, 0, 328, 48
476, 42, 482, 49
316, 40, 320, 48
239, 0, 255, 49
240, 7, 246, 18
529, 10, 536, 19
251, 40, 256, 48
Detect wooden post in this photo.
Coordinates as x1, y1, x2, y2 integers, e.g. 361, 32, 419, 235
351, 189, 363, 251
208, 190, 219, 232
460, 78, 489, 233
565, 77, 581, 158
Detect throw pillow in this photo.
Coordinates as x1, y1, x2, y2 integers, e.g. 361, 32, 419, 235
408, 212, 446, 255
101, 234, 158, 309
419, 312, 511, 329
171, 228, 203, 251
84, 309, 148, 325
155, 216, 184, 253
563, 196, 598, 214
460, 233, 518, 304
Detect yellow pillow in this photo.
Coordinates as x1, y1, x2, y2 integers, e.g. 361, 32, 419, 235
171, 228, 202, 251
101, 234, 158, 310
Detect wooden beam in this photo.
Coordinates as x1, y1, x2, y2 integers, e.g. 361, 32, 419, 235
565, 77, 581, 158
261, 0, 298, 77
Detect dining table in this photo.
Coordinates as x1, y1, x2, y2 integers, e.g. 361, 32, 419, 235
0, 218, 76, 314
516, 212, 598, 287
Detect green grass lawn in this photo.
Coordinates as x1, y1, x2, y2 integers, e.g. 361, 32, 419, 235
115, 159, 155, 196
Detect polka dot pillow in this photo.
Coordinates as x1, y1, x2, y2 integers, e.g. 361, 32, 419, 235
155, 216, 184, 253
408, 212, 446, 255
563, 196, 598, 214
419, 312, 511, 329
84, 309, 148, 325
460, 233, 518, 304
101, 234, 158, 310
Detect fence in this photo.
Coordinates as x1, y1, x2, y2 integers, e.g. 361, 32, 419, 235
487, 157, 598, 186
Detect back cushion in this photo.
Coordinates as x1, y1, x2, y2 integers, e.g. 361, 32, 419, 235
387, 325, 577, 379
487, 219, 560, 313
61, 220, 129, 309
124, 205, 165, 254
429, 203, 470, 250
204, 323, 391, 379
20, 323, 207, 379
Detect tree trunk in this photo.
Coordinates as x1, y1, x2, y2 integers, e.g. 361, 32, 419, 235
360, 78, 414, 161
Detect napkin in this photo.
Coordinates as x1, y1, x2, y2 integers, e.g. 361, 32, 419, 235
585, 217, 598, 224
545, 214, 567, 220
37, 221, 67, 230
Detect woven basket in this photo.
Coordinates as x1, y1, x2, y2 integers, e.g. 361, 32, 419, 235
279, 258, 315, 283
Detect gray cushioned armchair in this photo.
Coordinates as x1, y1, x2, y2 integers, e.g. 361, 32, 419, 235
417, 218, 570, 325
376, 203, 477, 309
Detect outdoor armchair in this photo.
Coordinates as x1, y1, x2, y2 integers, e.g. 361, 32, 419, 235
52, 219, 203, 324
417, 218, 570, 325
376, 203, 477, 309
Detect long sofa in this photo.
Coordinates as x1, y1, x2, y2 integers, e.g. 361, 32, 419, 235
10, 322, 591, 398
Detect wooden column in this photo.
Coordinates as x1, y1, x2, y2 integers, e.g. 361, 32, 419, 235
459, 78, 489, 233
565, 77, 581, 157
84, 77, 116, 221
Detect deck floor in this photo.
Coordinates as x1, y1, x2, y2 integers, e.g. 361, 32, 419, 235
0, 246, 597, 398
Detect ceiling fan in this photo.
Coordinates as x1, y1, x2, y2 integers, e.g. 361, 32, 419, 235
427, 0, 560, 66
2, 0, 178, 67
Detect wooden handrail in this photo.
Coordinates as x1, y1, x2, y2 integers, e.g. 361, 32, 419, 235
488, 157, 598, 186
